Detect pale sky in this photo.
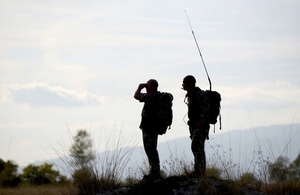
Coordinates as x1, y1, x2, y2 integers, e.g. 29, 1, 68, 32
1, 0, 300, 167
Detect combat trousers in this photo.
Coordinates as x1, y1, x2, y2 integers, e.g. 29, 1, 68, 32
190, 127, 208, 177
142, 131, 160, 175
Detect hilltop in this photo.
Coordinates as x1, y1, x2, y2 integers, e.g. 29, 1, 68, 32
99, 175, 268, 195
13, 123, 300, 195
31, 123, 300, 180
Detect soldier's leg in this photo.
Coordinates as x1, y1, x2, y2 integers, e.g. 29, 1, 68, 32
191, 129, 206, 177
142, 131, 160, 175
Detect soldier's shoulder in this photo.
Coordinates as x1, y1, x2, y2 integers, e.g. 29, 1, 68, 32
160, 92, 173, 101
144, 92, 161, 102
195, 88, 206, 97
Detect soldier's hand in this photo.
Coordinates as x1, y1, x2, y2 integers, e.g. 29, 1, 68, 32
138, 83, 147, 89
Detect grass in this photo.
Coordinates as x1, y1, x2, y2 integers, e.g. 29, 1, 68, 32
266, 180, 300, 194
2, 124, 300, 195
60, 127, 139, 195
1, 157, 299, 195
0, 185, 75, 195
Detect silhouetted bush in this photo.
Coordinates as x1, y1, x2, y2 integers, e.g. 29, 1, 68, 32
0, 159, 21, 187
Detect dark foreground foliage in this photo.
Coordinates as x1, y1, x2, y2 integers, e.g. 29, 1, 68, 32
100, 175, 268, 195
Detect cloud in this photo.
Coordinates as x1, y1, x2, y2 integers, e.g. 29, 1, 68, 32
6, 82, 105, 108
0, 122, 44, 129
220, 80, 300, 109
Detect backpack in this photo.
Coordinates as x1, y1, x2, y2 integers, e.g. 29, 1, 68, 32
157, 92, 173, 135
205, 90, 221, 132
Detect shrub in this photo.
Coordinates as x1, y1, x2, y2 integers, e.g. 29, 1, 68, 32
206, 166, 222, 179
0, 159, 21, 187
238, 172, 262, 191
20, 163, 64, 185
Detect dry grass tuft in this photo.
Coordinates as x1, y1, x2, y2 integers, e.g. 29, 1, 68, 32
0, 185, 74, 195
266, 180, 300, 195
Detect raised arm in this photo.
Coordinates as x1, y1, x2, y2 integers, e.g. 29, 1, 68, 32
134, 83, 147, 100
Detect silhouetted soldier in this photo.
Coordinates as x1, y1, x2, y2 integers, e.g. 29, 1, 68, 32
182, 75, 210, 178
134, 79, 162, 180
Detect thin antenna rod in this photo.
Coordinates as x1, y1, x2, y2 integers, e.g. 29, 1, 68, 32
185, 11, 212, 91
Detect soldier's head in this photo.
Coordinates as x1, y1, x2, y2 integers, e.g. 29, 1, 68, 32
146, 79, 158, 93
182, 75, 196, 91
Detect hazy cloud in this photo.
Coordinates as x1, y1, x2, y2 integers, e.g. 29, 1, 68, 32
221, 80, 300, 109
7, 82, 105, 108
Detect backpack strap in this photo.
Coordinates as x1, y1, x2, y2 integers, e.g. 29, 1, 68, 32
219, 113, 222, 130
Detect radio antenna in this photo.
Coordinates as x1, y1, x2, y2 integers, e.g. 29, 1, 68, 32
185, 11, 212, 91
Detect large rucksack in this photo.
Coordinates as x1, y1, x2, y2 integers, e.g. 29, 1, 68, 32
205, 90, 221, 132
157, 92, 173, 135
